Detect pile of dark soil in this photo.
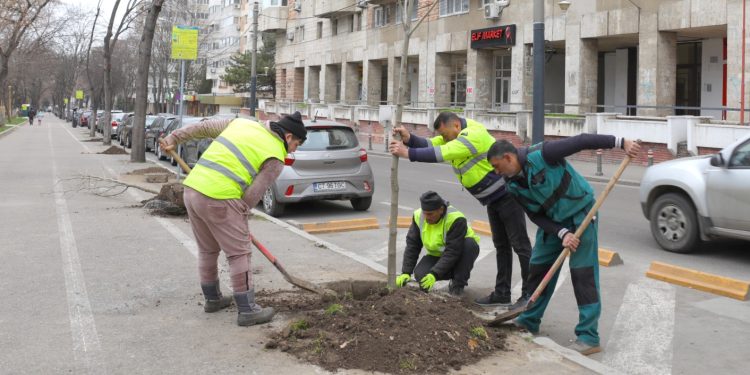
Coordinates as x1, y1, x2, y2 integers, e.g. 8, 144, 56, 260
82, 138, 103, 142
128, 166, 171, 175
99, 146, 128, 155
142, 182, 186, 216
262, 286, 508, 374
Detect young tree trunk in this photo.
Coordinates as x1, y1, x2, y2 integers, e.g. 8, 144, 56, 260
387, 0, 438, 288
131, 0, 166, 162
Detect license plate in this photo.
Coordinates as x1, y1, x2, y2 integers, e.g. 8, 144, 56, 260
313, 181, 346, 192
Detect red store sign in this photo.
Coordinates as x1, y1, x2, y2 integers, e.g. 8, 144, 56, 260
470, 25, 516, 49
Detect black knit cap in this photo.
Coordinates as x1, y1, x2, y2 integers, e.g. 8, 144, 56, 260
276, 111, 307, 141
420, 191, 447, 211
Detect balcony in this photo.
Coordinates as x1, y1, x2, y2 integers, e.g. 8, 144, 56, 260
259, 6, 288, 32
367, 0, 398, 4
314, 0, 362, 18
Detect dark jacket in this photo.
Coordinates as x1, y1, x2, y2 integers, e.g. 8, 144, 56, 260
401, 212, 471, 278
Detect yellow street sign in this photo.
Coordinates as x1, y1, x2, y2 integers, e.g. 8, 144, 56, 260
64, 98, 69, 104
171, 25, 199, 60
75, 90, 84, 100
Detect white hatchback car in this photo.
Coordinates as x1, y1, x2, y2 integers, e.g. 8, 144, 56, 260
639, 133, 750, 253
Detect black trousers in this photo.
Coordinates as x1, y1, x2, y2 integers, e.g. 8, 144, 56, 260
486, 193, 532, 298
413, 238, 480, 288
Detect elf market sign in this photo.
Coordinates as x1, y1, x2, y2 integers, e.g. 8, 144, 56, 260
470, 25, 516, 49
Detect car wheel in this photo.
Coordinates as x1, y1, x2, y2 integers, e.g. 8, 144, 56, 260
171, 154, 177, 166
127, 134, 132, 149
156, 144, 165, 160
649, 193, 700, 253
262, 187, 285, 217
350, 196, 372, 211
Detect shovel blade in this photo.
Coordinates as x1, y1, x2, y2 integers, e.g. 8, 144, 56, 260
486, 304, 529, 327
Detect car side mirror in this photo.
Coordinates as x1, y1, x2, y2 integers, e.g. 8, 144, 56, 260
710, 153, 725, 167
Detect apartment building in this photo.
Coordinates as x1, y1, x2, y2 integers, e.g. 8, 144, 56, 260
205, 0, 245, 94
261, 0, 750, 122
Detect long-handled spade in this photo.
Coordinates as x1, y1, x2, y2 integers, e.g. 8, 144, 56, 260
487, 155, 633, 327
165, 148, 336, 297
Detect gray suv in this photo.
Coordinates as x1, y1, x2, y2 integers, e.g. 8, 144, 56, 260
639, 133, 750, 253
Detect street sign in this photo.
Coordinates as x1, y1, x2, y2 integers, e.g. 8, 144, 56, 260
64, 98, 69, 104
171, 25, 199, 60
75, 90, 84, 100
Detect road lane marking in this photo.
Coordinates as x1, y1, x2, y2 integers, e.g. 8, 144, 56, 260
602, 278, 676, 375
379, 201, 414, 211
437, 179, 462, 186
49, 125, 103, 370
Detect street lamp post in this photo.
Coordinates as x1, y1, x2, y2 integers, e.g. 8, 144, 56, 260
531, 0, 545, 144
250, 1, 259, 118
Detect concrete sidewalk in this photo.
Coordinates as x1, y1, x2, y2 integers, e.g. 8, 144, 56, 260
364, 141, 647, 187
0, 116, 609, 374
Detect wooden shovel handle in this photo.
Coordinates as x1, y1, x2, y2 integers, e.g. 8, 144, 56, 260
166, 148, 192, 174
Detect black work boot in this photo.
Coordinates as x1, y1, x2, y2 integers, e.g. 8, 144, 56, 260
201, 280, 233, 313
474, 292, 511, 307
448, 280, 464, 297
234, 289, 275, 327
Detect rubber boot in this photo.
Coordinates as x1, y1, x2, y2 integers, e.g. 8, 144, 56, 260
234, 289, 275, 326
201, 280, 232, 313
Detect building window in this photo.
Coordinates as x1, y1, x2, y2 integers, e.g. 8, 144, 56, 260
269, 0, 288, 5
450, 59, 467, 106
295, 25, 305, 42
493, 54, 512, 109
332, 18, 338, 35
395, 1, 418, 24
349, 14, 355, 32
375, 6, 390, 27
317, 21, 323, 39
439, 0, 469, 16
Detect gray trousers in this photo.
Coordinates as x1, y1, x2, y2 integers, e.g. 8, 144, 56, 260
184, 187, 253, 292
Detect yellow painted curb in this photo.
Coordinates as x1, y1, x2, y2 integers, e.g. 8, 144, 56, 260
301, 217, 379, 234
387, 216, 412, 228
471, 220, 492, 236
646, 261, 750, 301
598, 248, 623, 267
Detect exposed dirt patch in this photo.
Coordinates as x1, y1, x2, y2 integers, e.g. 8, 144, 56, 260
82, 138, 103, 142
99, 146, 128, 155
261, 283, 508, 374
127, 166, 172, 175
142, 182, 186, 216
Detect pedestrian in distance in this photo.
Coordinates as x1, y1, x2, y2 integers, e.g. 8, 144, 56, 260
28, 107, 36, 126
389, 112, 533, 310
395, 191, 481, 297
160, 111, 307, 327
486, 134, 640, 355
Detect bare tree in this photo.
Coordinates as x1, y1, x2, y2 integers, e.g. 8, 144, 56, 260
386, 0, 439, 287
85, 0, 103, 137
102, 0, 141, 145
131, 0, 167, 162
0, 0, 53, 118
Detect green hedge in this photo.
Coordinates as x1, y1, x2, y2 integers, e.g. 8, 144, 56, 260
7, 117, 26, 125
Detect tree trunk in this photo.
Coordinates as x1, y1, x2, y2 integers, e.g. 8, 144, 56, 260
103, 59, 113, 145
131, 0, 166, 163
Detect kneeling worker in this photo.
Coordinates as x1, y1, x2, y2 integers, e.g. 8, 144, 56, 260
395, 191, 480, 296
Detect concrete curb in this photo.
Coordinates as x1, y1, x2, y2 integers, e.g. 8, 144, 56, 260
646, 261, 750, 300
365, 149, 641, 187
0, 123, 23, 139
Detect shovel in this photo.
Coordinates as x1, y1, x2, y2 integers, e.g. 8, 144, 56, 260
165, 148, 337, 297
487, 155, 633, 327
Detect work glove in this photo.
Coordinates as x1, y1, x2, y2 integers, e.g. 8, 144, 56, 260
419, 273, 437, 291
395, 273, 411, 287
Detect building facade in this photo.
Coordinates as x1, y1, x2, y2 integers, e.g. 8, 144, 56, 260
262, 0, 750, 122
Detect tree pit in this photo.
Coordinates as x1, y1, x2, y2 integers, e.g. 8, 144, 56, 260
98, 146, 128, 155
260, 280, 508, 374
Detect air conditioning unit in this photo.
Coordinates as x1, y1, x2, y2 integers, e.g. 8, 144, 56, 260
484, 3, 501, 19
293, 2, 301, 12
356, 0, 368, 9
234, 4, 240, 10
286, 31, 295, 41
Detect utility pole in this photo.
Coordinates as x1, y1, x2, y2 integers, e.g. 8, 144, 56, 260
250, 1, 259, 117
532, 0, 545, 144
7, 85, 11, 119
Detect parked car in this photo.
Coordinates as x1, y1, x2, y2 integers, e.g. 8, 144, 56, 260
261, 120, 375, 216
157, 116, 203, 165
173, 117, 208, 167
149, 115, 176, 157
639, 133, 750, 253
111, 112, 132, 139
80, 110, 92, 128
119, 115, 157, 148
97, 110, 123, 134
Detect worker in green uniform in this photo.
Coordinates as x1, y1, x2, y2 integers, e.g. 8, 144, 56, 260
486, 134, 640, 355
